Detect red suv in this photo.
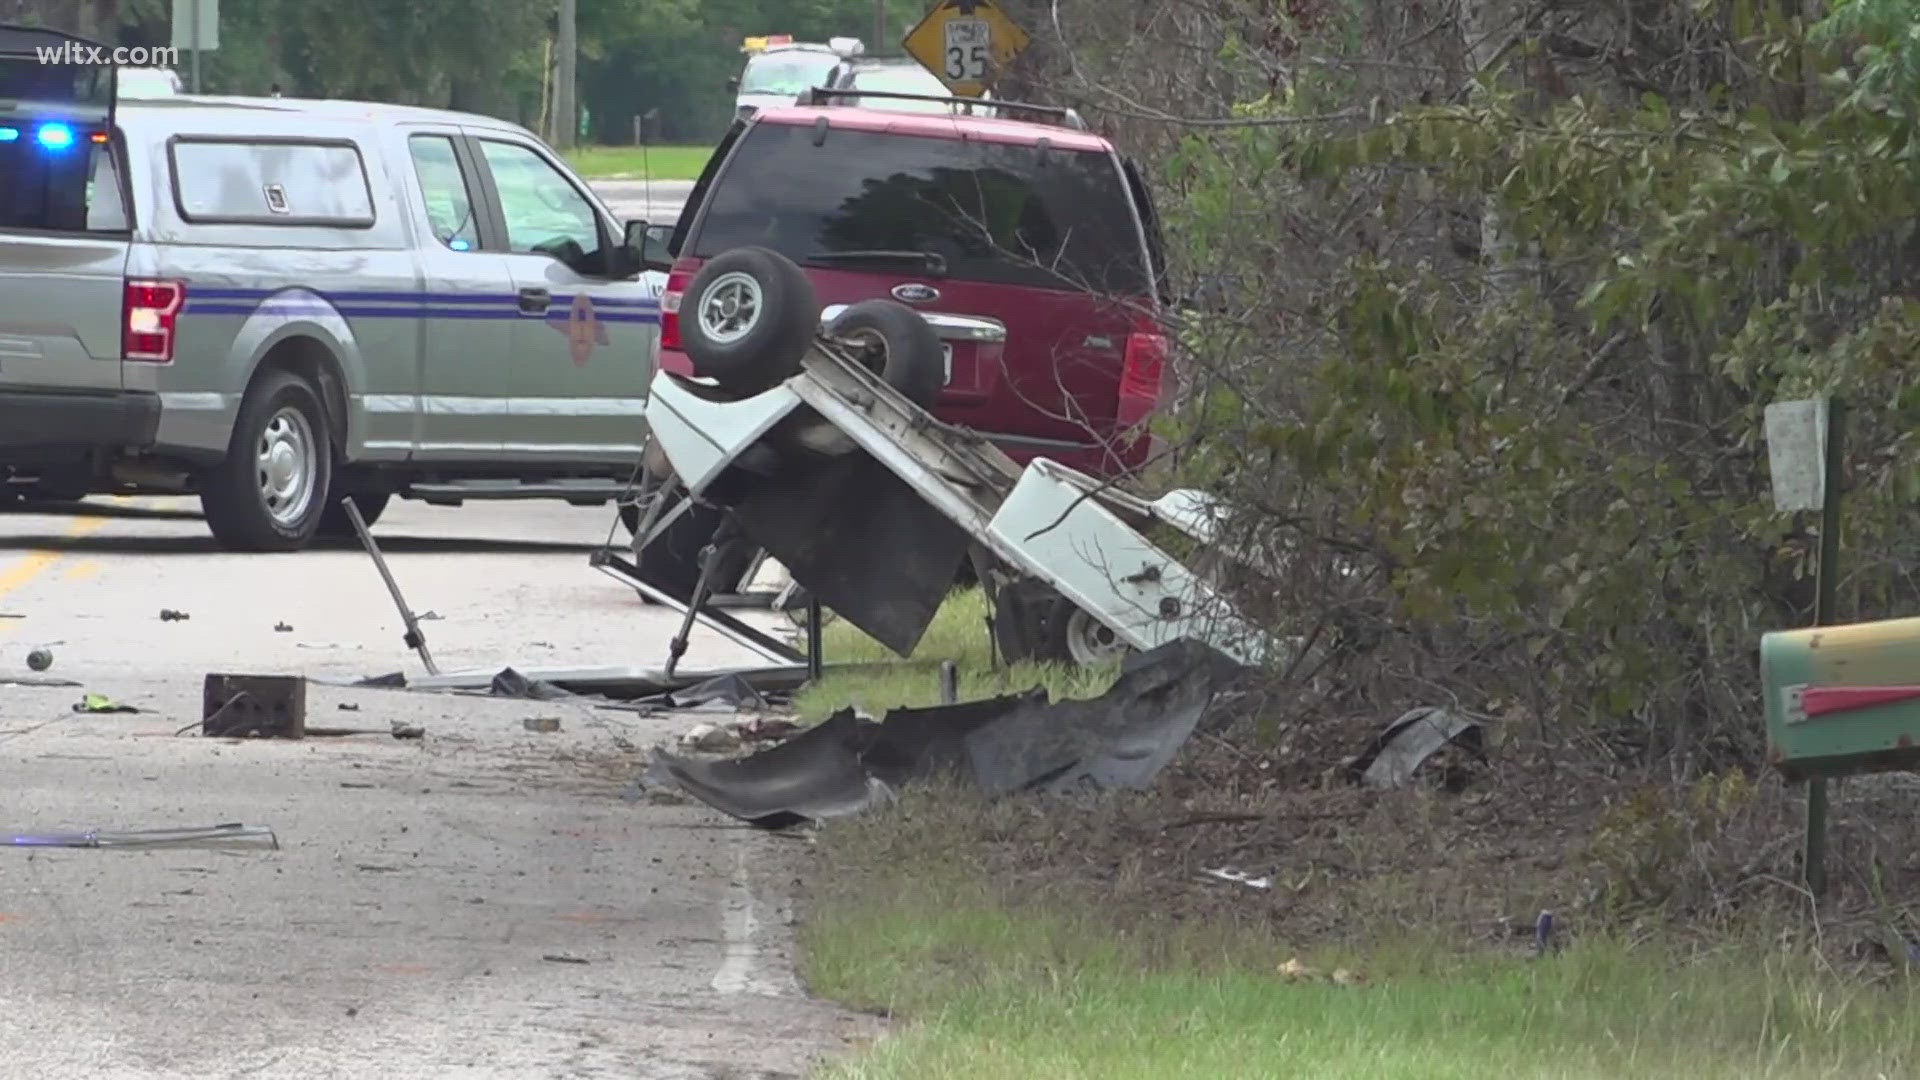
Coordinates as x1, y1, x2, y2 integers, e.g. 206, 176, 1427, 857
655, 91, 1171, 479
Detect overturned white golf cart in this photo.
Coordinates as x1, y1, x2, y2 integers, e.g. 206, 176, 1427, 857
603, 247, 1271, 674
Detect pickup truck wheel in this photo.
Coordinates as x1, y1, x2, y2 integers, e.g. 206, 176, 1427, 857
682, 247, 818, 397
824, 299, 945, 408
200, 370, 332, 552
316, 492, 390, 538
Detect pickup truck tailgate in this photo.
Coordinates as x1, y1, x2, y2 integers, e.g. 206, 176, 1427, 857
0, 231, 130, 392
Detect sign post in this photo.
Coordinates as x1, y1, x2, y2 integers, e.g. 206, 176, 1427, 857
1763, 395, 1847, 897
170, 0, 220, 93
902, 0, 1031, 99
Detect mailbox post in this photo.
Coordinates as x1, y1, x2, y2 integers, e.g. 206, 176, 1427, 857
1758, 398, 1920, 897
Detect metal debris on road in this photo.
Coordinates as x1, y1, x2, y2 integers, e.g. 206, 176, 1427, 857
651, 640, 1245, 829
7, 822, 279, 850
541, 954, 590, 965
338, 703, 361, 712
1347, 706, 1485, 789
72, 693, 143, 715
341, 496, 440, 676
522, 716, 562, 733
413, 663, 814, 702
202, 675, 307, 739
158, 609, 190, 622
273, 622, 293, 633
490, 668, 573, 702
0, 676, 80, 688
26, 649, 51, 672
667, 671, 768, 712
390, 721, 425, 740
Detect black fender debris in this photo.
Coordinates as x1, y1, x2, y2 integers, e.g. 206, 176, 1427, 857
649, 639, 1246, 829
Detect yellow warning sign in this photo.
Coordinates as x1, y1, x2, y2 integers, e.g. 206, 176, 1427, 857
902, 0, 1031, 98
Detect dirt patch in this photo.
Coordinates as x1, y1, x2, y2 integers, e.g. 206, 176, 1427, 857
809, 705, 1920, 966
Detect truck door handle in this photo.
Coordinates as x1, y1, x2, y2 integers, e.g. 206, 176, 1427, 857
518, 288, 551, 314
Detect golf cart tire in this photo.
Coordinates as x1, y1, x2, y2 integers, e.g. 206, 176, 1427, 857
824, 299, 945, 408
625, 501, 758, 601
991, 581, 1132, 668
682, 247, 820, 397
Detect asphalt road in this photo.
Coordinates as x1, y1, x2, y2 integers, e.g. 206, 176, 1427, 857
592, 179, 694, 230
0, 496, 872, 1079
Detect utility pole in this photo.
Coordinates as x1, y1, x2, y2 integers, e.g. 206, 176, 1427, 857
555, 0, 577, 150
873, 0, 887, 54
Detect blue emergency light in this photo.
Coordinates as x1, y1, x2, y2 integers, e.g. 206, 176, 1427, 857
0, 126, 18, 143
35, 123, 75, 150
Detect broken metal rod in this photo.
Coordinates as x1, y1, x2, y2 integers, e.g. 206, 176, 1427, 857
8, 822, 280, 850
807, 596, 825, 682
666, 522, 737, 680
342, 497, 439, 676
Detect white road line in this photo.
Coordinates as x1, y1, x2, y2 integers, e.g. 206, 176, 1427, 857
710, 833, 796, 997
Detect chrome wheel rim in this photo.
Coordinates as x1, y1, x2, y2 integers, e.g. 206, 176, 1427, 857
698, 271, 764, 344
256, 406, 318, 528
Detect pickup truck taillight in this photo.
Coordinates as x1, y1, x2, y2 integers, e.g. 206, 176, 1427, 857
660, 268, 693, 351
124, 279, 185, 363
1116, 330, 1167, 440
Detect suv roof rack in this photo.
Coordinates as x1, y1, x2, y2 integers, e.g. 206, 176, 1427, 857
797, 86, 1087, 131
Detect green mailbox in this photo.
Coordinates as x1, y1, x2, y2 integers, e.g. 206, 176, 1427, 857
1761, 614, 1920, 781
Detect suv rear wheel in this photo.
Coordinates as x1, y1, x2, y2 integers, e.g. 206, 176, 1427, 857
200, 369, 332, 552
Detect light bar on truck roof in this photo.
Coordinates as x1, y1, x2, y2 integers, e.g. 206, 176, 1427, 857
742, 34, 794, 53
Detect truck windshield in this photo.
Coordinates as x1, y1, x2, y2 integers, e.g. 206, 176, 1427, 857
739, 51, 839, 97
690, 122, 1151, 296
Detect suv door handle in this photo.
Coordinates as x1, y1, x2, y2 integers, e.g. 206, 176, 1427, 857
518, 288, 551, 314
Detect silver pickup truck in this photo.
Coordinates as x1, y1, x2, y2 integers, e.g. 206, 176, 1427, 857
0, 26, 660, 551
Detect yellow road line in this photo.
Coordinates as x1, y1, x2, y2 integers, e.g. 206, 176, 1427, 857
0, 513, 111, 613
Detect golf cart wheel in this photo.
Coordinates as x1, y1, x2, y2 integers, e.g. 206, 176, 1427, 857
682, 247, 819, 397
623, 501, 757, 601
824, 299, 945, 408
317, 492, 390, 537
992, 581, 1132, 667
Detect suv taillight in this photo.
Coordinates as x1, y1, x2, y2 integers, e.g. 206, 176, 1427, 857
1116, 330, 1167, 439
124, 279, 185, 363
660, 267, 694, 351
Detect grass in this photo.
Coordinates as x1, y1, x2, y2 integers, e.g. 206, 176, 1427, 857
802, 850, 1920, 1079
794, 587, 1121, 721
564, 144, 714, 181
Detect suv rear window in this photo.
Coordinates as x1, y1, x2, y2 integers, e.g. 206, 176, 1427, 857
689, 122, 1151, 296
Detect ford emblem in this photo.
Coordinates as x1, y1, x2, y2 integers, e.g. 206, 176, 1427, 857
892, 282, 940, 304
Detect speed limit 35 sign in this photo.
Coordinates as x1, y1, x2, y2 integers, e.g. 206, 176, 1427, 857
903, 0, 1031, 98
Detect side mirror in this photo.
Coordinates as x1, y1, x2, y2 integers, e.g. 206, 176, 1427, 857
726, 76, 740, 92
626, 219, 674, 273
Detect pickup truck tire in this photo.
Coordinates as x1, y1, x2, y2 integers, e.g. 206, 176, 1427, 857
824, 300, 945, 408
681, 247, 819, 397
317, 492, 390, 538
199, 370, 333, 552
